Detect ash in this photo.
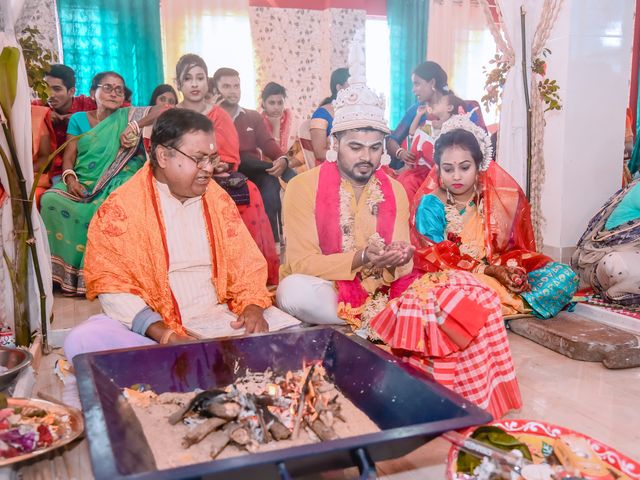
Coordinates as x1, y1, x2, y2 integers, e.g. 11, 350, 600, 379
124, 363, 379, 470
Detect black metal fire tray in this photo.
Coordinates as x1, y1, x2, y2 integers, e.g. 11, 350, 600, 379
74, 326, 491, 479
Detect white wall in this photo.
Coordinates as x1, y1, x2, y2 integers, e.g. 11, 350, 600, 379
542, 0, 635, 262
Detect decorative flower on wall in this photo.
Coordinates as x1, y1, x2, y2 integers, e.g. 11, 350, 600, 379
481, 47, 562, 113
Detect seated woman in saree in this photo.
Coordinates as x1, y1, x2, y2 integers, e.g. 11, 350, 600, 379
40, 71, 165, 295
411, 115, 578, 319
174, 54, 279, 285
309, 67, 350, 163
388, 61, 486, 200
572, 178, 640, 305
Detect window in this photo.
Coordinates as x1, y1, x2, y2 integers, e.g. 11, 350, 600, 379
160, 2, 256, 108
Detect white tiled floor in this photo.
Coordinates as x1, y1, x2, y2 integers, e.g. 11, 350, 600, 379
41, 296, 639, 479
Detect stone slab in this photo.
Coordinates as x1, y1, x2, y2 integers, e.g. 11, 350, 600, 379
507, 312, 640, 369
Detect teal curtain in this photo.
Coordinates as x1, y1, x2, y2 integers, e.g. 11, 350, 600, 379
387, 0, 429, 128
57, 0, 163, 106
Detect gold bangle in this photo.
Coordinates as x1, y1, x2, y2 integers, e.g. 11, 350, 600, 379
159, 328, 174, 345
474, 264, 487, 275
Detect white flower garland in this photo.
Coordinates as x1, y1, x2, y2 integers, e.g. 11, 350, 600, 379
338, 177, 385, 253
339, 181, 356, 253
356, 291, 389, 341
365, 177, 384, 216
338, 177, 390, 338
444, 198, 485, 261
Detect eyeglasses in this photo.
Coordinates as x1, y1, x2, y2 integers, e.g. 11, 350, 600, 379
159, 143, 220, 170
97, 84, 125, 97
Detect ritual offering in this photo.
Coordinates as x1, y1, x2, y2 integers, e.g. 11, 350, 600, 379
0, 396, 84, 466
76, 328, 491, 479
124, 363, 380, 469
447, 420, 639, 480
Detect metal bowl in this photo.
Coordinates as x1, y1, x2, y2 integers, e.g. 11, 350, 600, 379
0, 346, 33, 391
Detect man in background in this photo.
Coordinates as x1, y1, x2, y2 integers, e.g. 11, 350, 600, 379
212, 67, 296, 243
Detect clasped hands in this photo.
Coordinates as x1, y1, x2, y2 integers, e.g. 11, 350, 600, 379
485, 265, 531, 294
119, 125, 139, 149
266, 157, 288, 177
365, 241, 415, 269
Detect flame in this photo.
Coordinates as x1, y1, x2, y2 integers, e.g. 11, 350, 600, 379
266, 383, 279, 397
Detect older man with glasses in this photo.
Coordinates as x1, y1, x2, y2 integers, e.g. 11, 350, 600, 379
63, 108, 273, 365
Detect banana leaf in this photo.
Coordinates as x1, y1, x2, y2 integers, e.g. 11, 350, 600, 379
457, 426, 533, 474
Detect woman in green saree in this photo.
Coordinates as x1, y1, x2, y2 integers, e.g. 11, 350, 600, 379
41, 71, 164, 295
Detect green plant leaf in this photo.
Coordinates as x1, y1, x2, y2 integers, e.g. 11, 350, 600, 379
456, 426, 532, 474
0, 47, 20, 118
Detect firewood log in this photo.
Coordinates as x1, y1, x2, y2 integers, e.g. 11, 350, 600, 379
316, 382, 335, 394
206, 401, 241, 420
307, 418, 337, 441
319, 410, 334, 428
182, 417, 227, 448
257, 409, 272, 443
168, 404, 192, 425
210, 423, 235, 459
156, 391, 196, 406
269, 419, 291, 440
229, 426, 251, 446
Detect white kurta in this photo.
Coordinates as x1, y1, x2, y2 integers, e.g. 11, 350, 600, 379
99, 180, 227, 329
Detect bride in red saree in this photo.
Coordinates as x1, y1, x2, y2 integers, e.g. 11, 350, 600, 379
410, 124, 578, 319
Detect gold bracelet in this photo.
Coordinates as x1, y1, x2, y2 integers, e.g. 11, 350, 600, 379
474, 263, 487, 275
159, 328, 174, 345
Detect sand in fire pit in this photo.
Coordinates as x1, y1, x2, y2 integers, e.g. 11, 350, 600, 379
126, 374, 380, 471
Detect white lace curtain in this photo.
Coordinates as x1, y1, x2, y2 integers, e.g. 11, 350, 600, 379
249, 6, 366, 121
426, 0, 498, 124
480, 0, 563, 248
0, 0, 54, 334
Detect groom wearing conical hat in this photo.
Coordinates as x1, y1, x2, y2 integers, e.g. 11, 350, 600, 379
276, 32, 416, 337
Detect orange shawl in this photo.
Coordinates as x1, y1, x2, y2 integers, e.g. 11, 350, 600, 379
84, 163, 272, 334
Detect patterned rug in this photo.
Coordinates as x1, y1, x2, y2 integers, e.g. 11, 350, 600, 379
579, 295, 640, 321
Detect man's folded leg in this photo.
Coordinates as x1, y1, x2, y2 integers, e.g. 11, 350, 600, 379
276, 274, 345, 325
62, 314, 156, 409
64, 313, 156, 362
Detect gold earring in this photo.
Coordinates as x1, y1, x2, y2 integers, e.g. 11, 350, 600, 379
446, 188, 454, 204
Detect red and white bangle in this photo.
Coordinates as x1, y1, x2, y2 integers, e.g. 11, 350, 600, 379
61, 169, 78, 185
394, 147, 405, 158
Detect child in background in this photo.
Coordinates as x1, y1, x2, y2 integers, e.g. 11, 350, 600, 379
397, 92, 468, 203
409, 92, 466, 167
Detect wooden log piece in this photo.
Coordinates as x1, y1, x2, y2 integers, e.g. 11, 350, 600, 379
168, 404, 191, 425
307, 418, 337, 441
207, 401, 241, 420
210, 424, 235, 459
229, 426, 251, 446
182, 417, 227, 448
269, 419, 292, 440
